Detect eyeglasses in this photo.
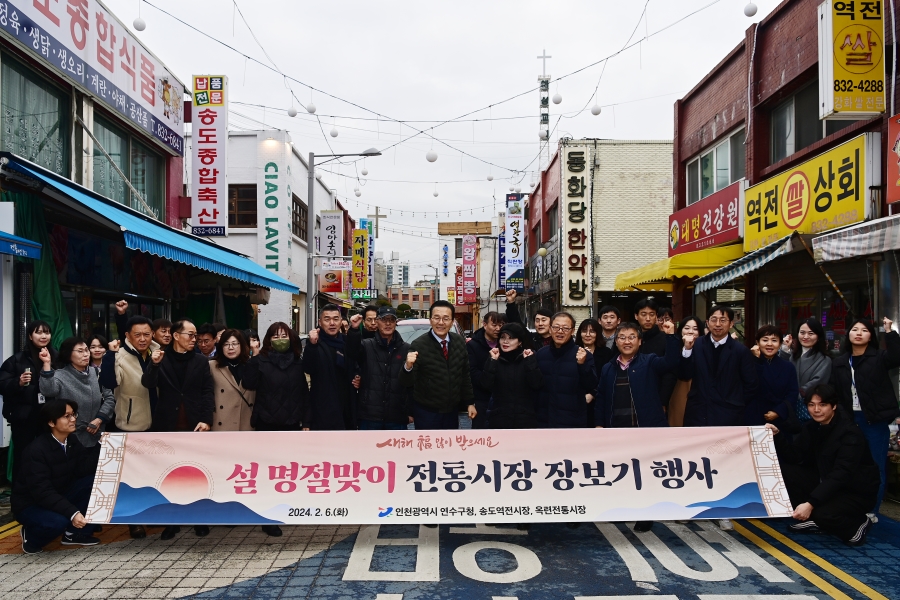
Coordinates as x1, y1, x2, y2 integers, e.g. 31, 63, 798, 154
176, 332, 197, 339
708, 318, 731, 325
61, 412, 78, 420
431, 316, 452, 324
73, 348, 91, 354
550, 325, 572, 333
223, 342, 240, 349
616, 335, 639, 342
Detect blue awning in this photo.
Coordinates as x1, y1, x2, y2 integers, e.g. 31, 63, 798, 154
0, 230, 41, 259
693, 235, 796, 295
5, 159, 298, 294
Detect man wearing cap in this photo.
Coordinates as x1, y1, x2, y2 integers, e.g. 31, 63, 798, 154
352, 306, 414, 430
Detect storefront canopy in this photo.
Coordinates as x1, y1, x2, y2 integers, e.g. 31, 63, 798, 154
694, 235, 796, 294
614, 245, 744, 292
812, 214, 900, 263
0, 230, 41, 259
3, 157, 298, 294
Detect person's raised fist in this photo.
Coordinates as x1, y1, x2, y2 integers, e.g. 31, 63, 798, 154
108, 339, 120, 352
151, 349, 165, 364
661, 320, 675, 335
405, 351, 419, 369
489, 347, 500, 360
350, 314, 363, 329
115, 300, 128, 315
505, 289, 517, 304
38, 347, 52, 364
576, 347, 587, 365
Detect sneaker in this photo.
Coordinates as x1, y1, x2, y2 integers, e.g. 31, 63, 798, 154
717, 519, 734, 531
847, 517, 871, 547
867, 512, 879, 524
61, 531, 100, 546
788, 520, 821, 534
20, 526, 42, 555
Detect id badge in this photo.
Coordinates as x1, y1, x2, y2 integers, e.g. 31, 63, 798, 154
37, 393, 46, 404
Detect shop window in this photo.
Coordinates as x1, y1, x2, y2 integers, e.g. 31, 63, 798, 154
292, 194, 308, 241
0, 56, 69, 175
771, 83, 822, 164
455, 237, 463, 259
546, 204, 559, 238
130, 141, 164, 219
93, 118, 128, 205
686, 128, 745, 204
228, 185, 257, 227
92, 116, 164, 219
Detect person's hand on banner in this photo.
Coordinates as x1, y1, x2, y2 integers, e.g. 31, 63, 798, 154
489, 348, 500, 360
576, 347, 587, 365
467, 404, 477, 419
194, 422, 210, 432
71, 512, 87, 528
151, 350, 165, 364
765, 423, 780, 435
792, 501, 813, 521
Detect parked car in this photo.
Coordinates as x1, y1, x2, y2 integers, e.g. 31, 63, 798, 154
396, 318, 465, 343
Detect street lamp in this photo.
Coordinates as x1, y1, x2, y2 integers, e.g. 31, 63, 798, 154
307, 148, 382, 331
426, 264, 440, 301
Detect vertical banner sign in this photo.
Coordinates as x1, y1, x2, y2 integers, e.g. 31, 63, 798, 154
191, 76, 228, 236
320, 211, 344, 258
360, 218, 375, 290
446, 288, 456, 305
462, 235, 477, 304
888, 113, 900, 203
352, 229, 369, 290
563, 147, 591, 307
498, 228, 506, 288
819, 0, 885, 119
506, 194, 525, 290
319, 260, 351, 300
0, 1, 186, 155
442, 245, 449, 276
455, 265, 464, 306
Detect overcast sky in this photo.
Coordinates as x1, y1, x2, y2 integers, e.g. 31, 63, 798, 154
107, 0, 781, 283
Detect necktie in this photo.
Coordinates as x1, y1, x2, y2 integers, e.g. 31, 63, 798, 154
441, 340, 449, 360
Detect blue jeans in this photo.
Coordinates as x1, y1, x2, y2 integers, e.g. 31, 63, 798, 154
411, 404, 460, 430
16, 475, 95, 549
854, 411, 889, 513
358, 419, 409, 431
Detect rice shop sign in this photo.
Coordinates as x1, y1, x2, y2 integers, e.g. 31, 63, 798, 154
562, 147, 591, 307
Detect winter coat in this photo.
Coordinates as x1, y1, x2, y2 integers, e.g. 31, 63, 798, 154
780, 348, 832, 421
678, 334, 759, 427
99, 340, 159, 432
504, 303, 551, 349
467, 328, 495, 418
11, 433, 96, 519
210, 361, 255, 431
142, 351, 215, 432
355, 332, 413, 425
595, 334, 682, 428
535, 340, 598, 428
303, 335, 356, 430
39, 366, 115, 447
480, 351, 543, 429
0, 348, 57, 424
775, 407, 880, 508
640, 326, 677, 409
399, 331, 474, 413
830, 331, 900, 424
746, 355, 799, 428
243, 352, 307, 427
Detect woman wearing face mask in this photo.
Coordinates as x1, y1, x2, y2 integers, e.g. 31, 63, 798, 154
749, 325, 799, 430
830, 317, 900, 517
243, 322, 308, 432
780, 318, 832, 422
480, 323, 542, 429
87, 335, 107, 379
0, 320, 56, 481
210, 330, 255, 432
668, 316, 702, 427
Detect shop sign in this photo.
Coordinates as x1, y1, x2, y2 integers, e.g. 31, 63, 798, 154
562, 147, 591, 306
360, 218, 375, 290
498, 228, 506, 288
462, 235, 477, 304
505, 194, 524, 289
669, 181, 743, 256
442, 245, 449, 276
887, 112, 900, 203
257, 133, 291, 276
190, 76, 228, 236
819, 0, 886, 118
350, 289, 376, 301
351, 228, 369, 290
320, 259, 350, 299
1, 0, 185, 154
320, 211, 344, 258
743, 133, 879, 252
446, 288, 456, 305
455, 266, 464, 306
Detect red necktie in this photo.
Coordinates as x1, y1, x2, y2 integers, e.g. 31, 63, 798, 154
441, 340, 449, 360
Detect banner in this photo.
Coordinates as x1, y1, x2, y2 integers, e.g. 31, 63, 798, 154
191, 75, 228, 236
889, 112, 900, 204
498, 229, 506, 288
455, 266, 464, 306
505, 194, 524, 289
88, 427, 791, 525
351, 228, 369, 290
669, 181, 743, 256
462, 235, 477, 303
562, 146, 591, 307
319, 259, 351, 299
446, 288, 456, 305
320, 211, 344, 258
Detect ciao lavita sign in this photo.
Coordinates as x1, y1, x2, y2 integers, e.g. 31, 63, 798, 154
562, 146, 592, 308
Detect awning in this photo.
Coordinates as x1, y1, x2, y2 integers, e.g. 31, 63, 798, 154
0, 230, 41, 259
694, 235, 795, 294
614, 244, 744, 292
3, 158, 298, 294
812, 214, 900, 263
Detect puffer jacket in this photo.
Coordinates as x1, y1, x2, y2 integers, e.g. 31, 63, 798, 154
243, 352, 308, 427
535, 340, 598, 428
399, 331, 473, 413
467, 328, 494, 428
355, 332, 413, 425
303, 334, 355, 431
830, 331, 900, 424
0, 348, 57, 424
480, 350, 542, 428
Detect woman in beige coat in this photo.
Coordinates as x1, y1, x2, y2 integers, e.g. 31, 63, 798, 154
210, 329, 255, 431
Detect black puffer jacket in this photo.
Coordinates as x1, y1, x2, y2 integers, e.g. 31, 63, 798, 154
243, 352, 308, 427
480, 350, 542, 428
355, 332, 413, 424
303, 335, 355, 430
0, 349, 57, 423
830, 331, 900, 424
399, 331, 474, 413
535, 340, 598, 428
142, 351, 215, 432
467, 328, 494, 424
11, 433, 96, 518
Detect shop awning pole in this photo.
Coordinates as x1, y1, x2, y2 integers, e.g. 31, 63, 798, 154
797, 235, 850, 307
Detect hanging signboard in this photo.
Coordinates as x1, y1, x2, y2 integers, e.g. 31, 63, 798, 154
191, 75, 228, 236
455, 266, 464, 306
888, 112, 900, 204
505, 194, 525, 290
462, 235, 477, 304
320, 211, 344, 258
360, 218, 375, 290
561, 146, 591, 307
818, 0, 886, 119
498, 228, 506, 288
446, 288, 456, 305
669, 181, 744, 256
351, 228, 369, 290
320, 259, 351, 300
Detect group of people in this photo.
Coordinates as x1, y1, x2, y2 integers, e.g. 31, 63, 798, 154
0, 293, 895, 552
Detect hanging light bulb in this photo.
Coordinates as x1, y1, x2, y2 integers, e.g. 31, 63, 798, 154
330, 126, 338, 138
591, 104, 602, 116
361, 168, 368, 176
486, 174, 493, 181
355, 189, 362, 197
539, 130, 548, 140
515, 186, 521, 193
433, 191, 439, 198
133, 16, 146, 31
306, 102, 317, 114
315, 173, 322, 180
509, 185, 514, 192
744, 2, 758, 17
426, 150, 438, 162
287, 106, 297, 117
552, 92, 562, 104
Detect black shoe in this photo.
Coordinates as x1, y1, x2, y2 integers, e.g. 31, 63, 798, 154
160, 526, 181, 540
633, 521, 654, 533
129, 525, 146, 539
516, 523, 531, 531
565, 522, 581, 529
846, 518, 871, 547
61, 531, 100, 546
261, 525, 283, 537
21, 526, 42, 554
788, 520, 822, 534
194, 525, 210, 537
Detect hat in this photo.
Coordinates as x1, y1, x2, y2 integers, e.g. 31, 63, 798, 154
377, 306, 398, 319
498, 322, 530, 350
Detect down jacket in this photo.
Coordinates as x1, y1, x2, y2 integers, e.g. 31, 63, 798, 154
243, 352, 308, 428
535, 340, 598, 428
480, 350, 543, 429
830, 331, 900, 424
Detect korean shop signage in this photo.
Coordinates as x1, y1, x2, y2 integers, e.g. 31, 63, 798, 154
320, 211, 344, 258
351, 228, 369, 290
320, 260, 350, 300
462, 235, 477, 304
350, 289, 376, 301
562, 147, 591, 306
819, 0, 886, 118
669, 181, 743, 257
191, 76, 228, 236
743, 133, 879, 252
505, 193, 524, 290
0, 0, 185, 154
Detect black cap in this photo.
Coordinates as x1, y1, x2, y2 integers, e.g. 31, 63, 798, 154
377, 306, 398, 319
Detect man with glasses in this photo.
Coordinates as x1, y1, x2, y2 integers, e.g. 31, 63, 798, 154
535, 312, 598, 429
400, 300, 474, 430
304, 305, 356, 430
111, 299, 172, 349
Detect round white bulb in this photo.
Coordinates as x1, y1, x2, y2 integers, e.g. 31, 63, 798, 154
744, 2, 757, 16
355, 190, 361, 197
531, 182, 536, 188
591, 104, 602, 116
515, 186, 521, 193
330, 127, 338, 138
306, 102, 317, 114
537, 247, 548, 257
539, 130, 548, 140
287, 106, 297, 117
133, 17, 146, 31
425, 150, 438, 162
552, 93, 562, 105
361, 168, 368, 176
315, 173, 322, 180
486, 174, 493, 181
761, 285, 769, 293
433, 191, 439, 197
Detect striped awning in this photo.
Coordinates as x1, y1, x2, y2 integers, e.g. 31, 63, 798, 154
812, 215, 900, 263
693, 235, 795, 294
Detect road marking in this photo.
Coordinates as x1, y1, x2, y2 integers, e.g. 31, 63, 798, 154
448, 523, 528, 535
375, 595, 404, 600
695, 521, 793, 582
452, 541, 542, 583
575, 596, 679, 599
698, 596, 819, 599
732, 521, 852, 600
0, 521, 20, 535
633, 522, 740, 581
748, 519, 890, 600
0, 523, 21, 540
344, 525, 439, 582
594, 522, 658, 582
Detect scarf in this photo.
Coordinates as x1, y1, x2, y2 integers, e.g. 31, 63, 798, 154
320, 331, 346, 368
270, 349, 295, 370
227, 362, 244, 385
499, 346, 524, 362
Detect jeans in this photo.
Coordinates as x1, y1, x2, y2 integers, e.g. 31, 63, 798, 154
854, 410, 889, 513
411, 404, 460, 430
16, 475, 95, 549
358, 419, 409, 431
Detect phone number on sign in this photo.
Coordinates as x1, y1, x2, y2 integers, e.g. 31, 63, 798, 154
810, 210, 859, 233
833, 79, 884, 92
287, 507, 349, 518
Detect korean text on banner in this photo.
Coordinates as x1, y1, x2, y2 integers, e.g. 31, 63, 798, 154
669, 181, 743, 256
320, 211, 344, 258
743, 133, 880, 252
506, 194, 525, 289
819, 0, 886, 119
320, 259, 351, 299
191, 76, 228, 236
462, 235, 477, 303
1, 0, 185, 154
888, 112, 900, 204
446, 288, 456, 305
360, 219, 375, 290
562, 148, 591, 306
351, 228, 369, 290
455, 266, 464, 306
498, 229, 506, 288
88, 427, 791, 525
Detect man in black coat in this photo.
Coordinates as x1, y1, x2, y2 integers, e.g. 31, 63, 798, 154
353, 306, 413, 430
12, 399, 99, 553
634, 298, 676, 409
304, 304, 355, 431
535, 312, 598, 428
467, 310, 506, 428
